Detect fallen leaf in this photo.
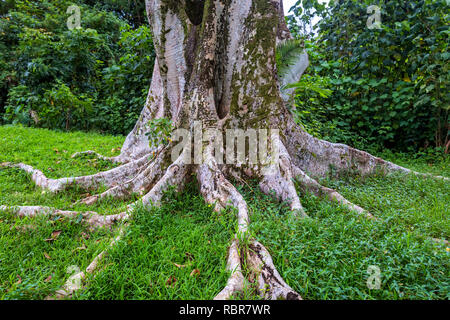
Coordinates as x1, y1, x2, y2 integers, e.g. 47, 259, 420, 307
44, 252, 52, 260
45, 230, 61, 242
190, 269, 200, 277
52, 230, 62, 238
173, 263, 186, 268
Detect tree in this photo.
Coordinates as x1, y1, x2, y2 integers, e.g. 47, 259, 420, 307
0, 0, 448, 300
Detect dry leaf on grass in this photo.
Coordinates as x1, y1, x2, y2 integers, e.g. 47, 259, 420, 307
190, 269, 200, 277
52, 230, 62, 238
173, 263, 187, 268
45, 230, 62, 242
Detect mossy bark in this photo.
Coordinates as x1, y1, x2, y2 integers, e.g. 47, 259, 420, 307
3, 0, 447, 301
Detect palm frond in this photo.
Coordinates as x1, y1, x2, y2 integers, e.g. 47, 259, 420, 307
276, 39, 305, 77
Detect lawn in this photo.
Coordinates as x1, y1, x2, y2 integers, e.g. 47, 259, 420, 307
0, 125, 448, 300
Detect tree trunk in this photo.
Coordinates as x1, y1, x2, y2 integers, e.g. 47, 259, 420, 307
1, 0, 448, 300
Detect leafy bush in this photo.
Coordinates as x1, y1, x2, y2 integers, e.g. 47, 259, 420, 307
3, 85, 38, 126
0, 0, 154, 134
93, 25, 155, 134
287, 0, 449, 152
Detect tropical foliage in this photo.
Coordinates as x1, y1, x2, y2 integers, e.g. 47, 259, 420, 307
286, 0, 449, 152
0, 0, 154, 134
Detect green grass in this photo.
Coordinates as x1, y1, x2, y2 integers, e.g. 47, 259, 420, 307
0, 125, 125, 299
0, 125, 123, 178
0, 211, 115, 299
74, 185, 235, 300
243, 177, 449, 300
0, 125, 449, 300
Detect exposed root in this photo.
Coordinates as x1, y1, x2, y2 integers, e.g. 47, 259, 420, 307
0, 205, 129, 229
259, 141, 307, 217
1, 146, 192, 300
198, 149, 300, 300
140, 151, 190, 207
214, 239, 247, 300
247, 241, 301, 300
285, 122, 449, 181
0, 154, 151, 193
46, 156, 188, 299
197, 149, 249, 233
77, 150, 166, 206
292, 166, 375, 219
50, 227, 125, 300
197, 152, 250, 300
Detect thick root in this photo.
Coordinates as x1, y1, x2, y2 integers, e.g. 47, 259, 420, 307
197, 150, 250, 233
214, 239, 247, 300
197, 153, 250, 300
140, 152, 190, 207
198, 150, 300, 300
0, 162, 68, 192
259, 141, 307, 217
48, 154, 189, 298
77, 150, 166, 206
292, 166, 375, 219
247, 241, 301, 300
0, 205, 129, 229
48, 155, 188, 299
0, 154, 151, 193
285, 122, 449, 181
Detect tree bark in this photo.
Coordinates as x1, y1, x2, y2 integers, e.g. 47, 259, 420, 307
1, 0, 448, 300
